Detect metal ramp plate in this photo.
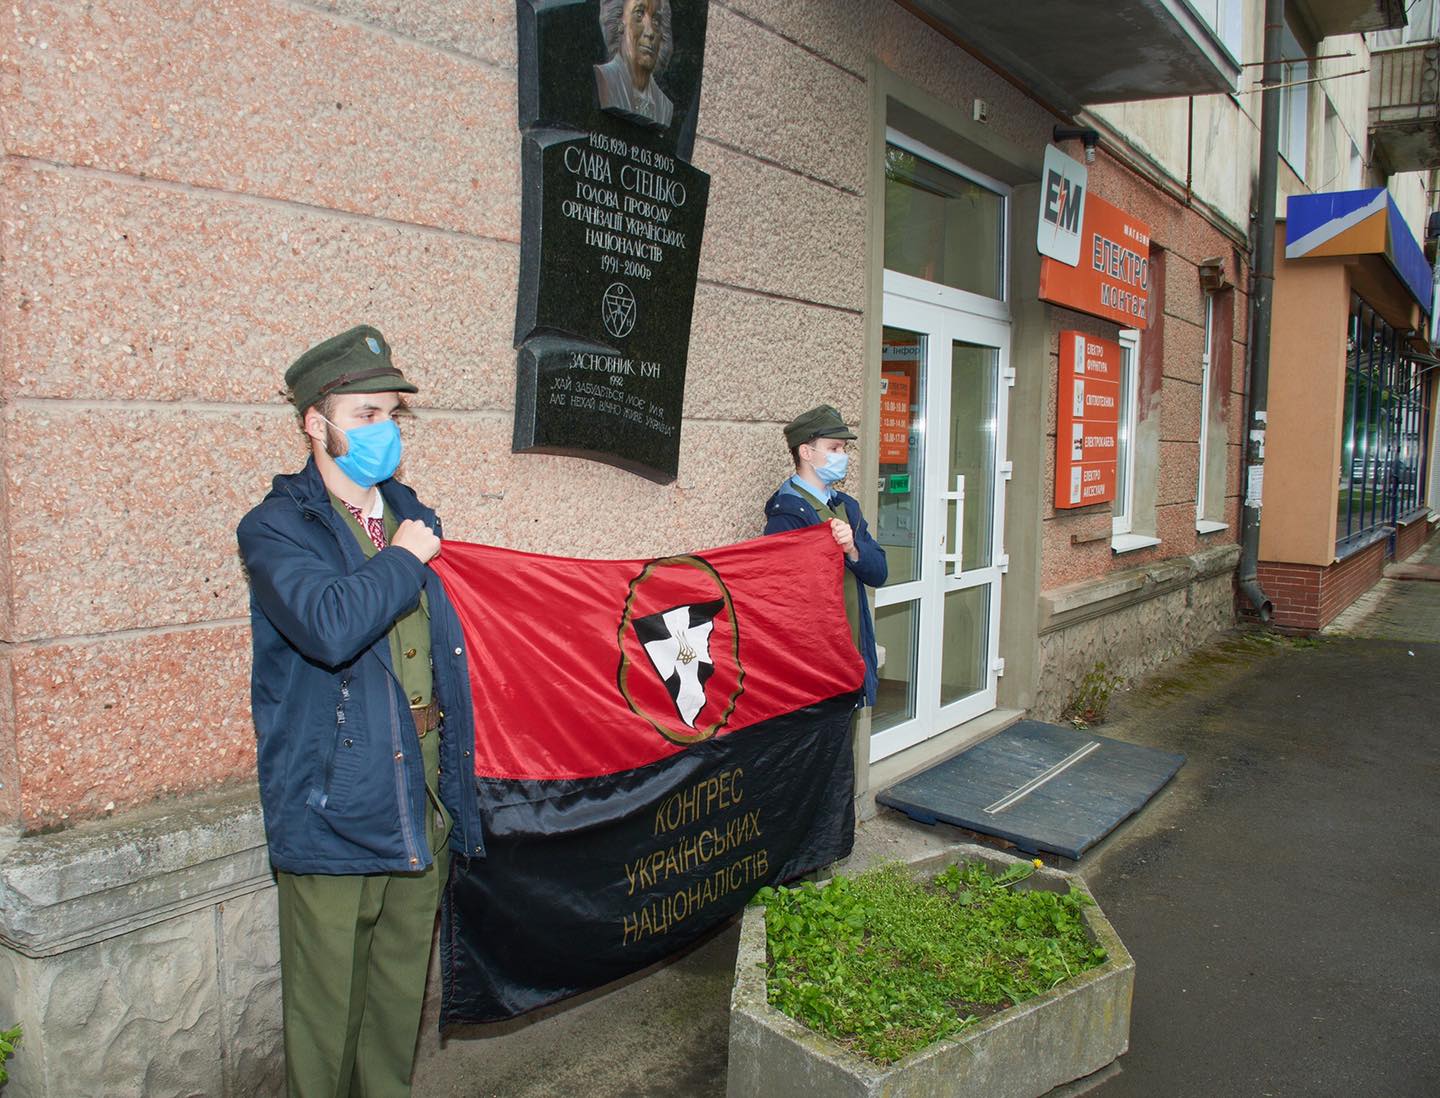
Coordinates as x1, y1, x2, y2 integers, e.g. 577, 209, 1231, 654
876, 720, 1185, 859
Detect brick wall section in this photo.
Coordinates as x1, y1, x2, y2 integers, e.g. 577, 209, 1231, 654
1040, 235, 1248, 592
1257, 536, 1390, 630
1395, 517, 1432, 561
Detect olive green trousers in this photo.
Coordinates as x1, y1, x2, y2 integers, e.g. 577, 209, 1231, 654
276, 730, 451, 1098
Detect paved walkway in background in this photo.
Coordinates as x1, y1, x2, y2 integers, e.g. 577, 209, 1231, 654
1326, 533, 1440, 643
413, 534, 1440, 1097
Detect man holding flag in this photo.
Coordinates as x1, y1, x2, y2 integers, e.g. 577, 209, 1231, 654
237, 325, 483, 1097
764, 404, 888, 708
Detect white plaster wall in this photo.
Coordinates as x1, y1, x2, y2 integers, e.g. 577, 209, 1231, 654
1088, 12, 1433, 238
1389, 170, 1433, 235
1086, 95, 1255, 237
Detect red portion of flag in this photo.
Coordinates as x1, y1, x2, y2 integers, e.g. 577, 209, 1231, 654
431, 525, 864, 780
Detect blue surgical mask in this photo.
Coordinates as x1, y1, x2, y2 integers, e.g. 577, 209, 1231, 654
323, 417, 403, 488
815, 450, 849, 485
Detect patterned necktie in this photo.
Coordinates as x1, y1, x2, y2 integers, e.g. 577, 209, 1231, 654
342, 501, 387, 552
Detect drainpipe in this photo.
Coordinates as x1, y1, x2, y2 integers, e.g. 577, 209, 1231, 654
1237, 0, 1281, 621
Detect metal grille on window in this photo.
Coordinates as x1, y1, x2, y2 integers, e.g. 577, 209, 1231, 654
1337, 296, 1433, 552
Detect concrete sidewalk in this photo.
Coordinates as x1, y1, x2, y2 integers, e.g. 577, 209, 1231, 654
413, 534, 1440, 1097
1079, 534, 1440, 1096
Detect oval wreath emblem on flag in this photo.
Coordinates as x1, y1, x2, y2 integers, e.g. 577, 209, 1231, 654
616, 555, 745, 745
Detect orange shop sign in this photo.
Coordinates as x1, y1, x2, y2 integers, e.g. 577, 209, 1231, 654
1055, 330, 1120, 509
1039, 194, 1151, 329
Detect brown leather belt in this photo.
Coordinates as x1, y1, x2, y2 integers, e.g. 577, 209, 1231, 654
410, 700, 441, 738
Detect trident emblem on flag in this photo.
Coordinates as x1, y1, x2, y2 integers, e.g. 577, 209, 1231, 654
617, 555, 745, 745
633, 602, 724, 728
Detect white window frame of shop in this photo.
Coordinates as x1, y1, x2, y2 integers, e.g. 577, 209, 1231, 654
882, 128, 1011, 316
1111, 329, 1157, 551
1196, 294, 1228, 533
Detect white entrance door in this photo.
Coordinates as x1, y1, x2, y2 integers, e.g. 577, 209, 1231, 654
871, 276, 1012, 762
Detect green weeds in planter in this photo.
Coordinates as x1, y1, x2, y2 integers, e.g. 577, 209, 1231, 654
755, 861, 1106, 1064
0, 1024, 21, 1088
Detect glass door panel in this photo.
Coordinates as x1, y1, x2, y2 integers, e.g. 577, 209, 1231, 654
949, 342, 998, 571
872, 601, 919, 732
940, 586, 989, 706
877, 327, 927, 587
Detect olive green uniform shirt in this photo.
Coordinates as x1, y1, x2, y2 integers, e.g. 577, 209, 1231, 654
331, 495, 450, 847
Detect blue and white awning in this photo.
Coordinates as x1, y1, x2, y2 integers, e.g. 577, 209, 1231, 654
1285, 188, 1433, 315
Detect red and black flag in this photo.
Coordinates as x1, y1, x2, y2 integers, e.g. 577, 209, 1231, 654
431, 525, 863, 1023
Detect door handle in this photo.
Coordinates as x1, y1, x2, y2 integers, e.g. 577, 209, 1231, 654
940, 474, 965, 578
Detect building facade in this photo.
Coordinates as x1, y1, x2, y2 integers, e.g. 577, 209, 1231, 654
0, 2, 1434, 1094
1255, 2, 1440, 628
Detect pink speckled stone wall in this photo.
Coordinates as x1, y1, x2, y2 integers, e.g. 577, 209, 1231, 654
1, 2, 519, 239
10, 629, 254, 825
8, 0, 1055, 829
0, 649, 17, 824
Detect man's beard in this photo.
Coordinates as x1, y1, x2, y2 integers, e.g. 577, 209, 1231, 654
324, 423, 348, 459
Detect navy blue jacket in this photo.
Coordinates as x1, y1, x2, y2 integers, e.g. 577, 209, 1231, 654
236, 459, 484, 875
763, 482, 888, 706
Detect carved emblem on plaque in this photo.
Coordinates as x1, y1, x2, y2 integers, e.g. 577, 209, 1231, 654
602, 282, 638, 338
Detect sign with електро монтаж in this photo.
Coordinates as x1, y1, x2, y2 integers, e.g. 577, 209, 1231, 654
1039, 195, 1151, 330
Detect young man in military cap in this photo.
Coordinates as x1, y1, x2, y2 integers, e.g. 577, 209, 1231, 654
237, 325, 484, 1097
764, 404, 888, 706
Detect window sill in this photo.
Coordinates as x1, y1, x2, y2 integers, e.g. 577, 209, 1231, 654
1195, 520, 1229, 535
1396, 507, 1429, 528
1111, 533, 1161, 555
1335, 525, 1391, 562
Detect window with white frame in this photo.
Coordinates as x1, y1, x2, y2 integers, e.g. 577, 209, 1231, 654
1113, 329, 1140, 537
1112, 327, 1161, 552
1196, 295, 1228, 532
1189, 0, 1243, 63
1278, 15, 1310, 178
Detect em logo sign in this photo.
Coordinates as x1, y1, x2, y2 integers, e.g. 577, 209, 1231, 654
1038, 144, 1087, 268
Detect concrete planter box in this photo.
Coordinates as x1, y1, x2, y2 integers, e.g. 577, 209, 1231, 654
727, 845, 1133, 1098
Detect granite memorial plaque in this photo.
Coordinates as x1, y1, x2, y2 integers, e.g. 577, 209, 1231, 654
514, 0, 711, 483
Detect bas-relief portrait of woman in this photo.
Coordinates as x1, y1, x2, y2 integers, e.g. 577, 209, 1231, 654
594, 0, 675, 129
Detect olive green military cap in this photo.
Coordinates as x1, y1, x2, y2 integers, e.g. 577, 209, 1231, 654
784, 404, 857, 449
284, 325, 418, 414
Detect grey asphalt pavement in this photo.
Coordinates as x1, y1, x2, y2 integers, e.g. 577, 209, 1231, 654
1081, 534, 1440, 1097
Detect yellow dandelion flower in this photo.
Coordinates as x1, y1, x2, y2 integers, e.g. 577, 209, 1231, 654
1033, 858, 1044, 869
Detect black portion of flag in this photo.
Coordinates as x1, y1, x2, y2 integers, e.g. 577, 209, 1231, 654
439, 694, 857, 1025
